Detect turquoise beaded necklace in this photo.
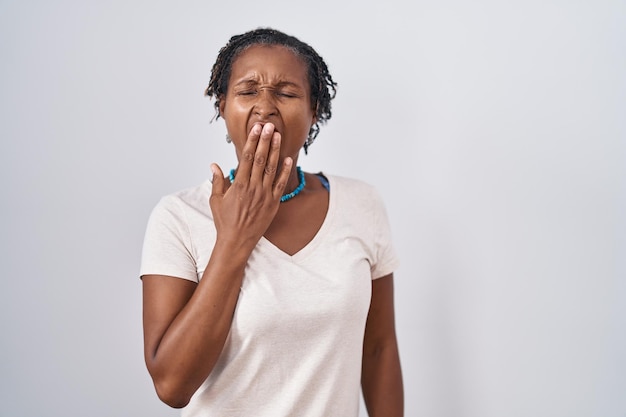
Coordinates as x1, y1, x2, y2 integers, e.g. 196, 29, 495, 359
229, 166, 306, 203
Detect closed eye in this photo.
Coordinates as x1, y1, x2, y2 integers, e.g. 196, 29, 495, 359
275, 88, 302, 98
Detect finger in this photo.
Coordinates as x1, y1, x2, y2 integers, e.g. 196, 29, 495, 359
235, 123, 263, 182
262, 131, 281, 189
272, 157, 293, 200
210, 163, 225, 197
249, 123, 275, 185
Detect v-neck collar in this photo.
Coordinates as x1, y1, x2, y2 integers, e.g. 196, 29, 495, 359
256, 175, 336, 263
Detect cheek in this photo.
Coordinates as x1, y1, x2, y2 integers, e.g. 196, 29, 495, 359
223, 103, 248, 131
294, 112, 315, 136
286, 103, 314, 127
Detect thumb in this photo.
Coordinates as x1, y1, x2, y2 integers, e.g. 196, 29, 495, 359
210, 163, 225, 196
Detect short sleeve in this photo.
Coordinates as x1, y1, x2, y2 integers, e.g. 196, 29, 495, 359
370, 190, 400, 280
140, 195, 199, 282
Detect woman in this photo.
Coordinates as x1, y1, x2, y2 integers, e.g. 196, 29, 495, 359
140, 28, 403, 417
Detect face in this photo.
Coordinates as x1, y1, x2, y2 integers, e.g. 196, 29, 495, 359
219, 44, 316, 164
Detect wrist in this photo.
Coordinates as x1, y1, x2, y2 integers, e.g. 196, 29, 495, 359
212, 235, 257, 264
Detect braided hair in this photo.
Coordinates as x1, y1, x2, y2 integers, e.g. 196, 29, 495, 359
205, 28, 338, 153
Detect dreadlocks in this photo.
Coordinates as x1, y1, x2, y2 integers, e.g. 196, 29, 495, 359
205, 28, 338, 153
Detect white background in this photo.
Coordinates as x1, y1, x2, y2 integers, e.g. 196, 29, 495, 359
1, 0, 624, 416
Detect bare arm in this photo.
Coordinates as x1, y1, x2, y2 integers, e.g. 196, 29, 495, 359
142, 243, 250, 408
361, 273, 404, 417
142, 123, 291, 408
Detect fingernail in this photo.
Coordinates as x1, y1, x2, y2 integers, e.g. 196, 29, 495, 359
252, 124, 261, 134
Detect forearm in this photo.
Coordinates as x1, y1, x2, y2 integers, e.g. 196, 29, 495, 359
361, 340, 404, 417
146, 240, 252, 407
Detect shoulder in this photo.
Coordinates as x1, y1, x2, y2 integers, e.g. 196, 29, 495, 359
325, 174, 377, 193
153, 180, 212, 212
146, 179, 214, 230
324, 174, 384, 204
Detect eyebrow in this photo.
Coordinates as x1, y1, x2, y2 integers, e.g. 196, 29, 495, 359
233, 78, 304, 89
233, 78, 257, 87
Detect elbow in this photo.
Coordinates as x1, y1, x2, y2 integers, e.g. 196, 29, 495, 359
145, 352, 208, 408
152, 378, 193, 409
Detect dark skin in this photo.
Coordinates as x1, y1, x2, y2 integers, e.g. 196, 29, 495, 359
142, 45, 403, 415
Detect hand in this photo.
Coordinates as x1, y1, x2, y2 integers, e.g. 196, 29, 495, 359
209, 123, 292, 251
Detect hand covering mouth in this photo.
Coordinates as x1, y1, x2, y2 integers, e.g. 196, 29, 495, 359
248, 122, 280, 135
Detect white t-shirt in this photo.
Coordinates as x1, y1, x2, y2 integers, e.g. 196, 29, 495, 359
140, 174, 399, 417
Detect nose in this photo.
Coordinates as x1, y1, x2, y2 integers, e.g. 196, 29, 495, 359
252, 89, 278, 118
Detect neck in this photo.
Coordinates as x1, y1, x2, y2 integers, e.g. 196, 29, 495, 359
228, 166, 306, 203
286, 169, 301, 191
